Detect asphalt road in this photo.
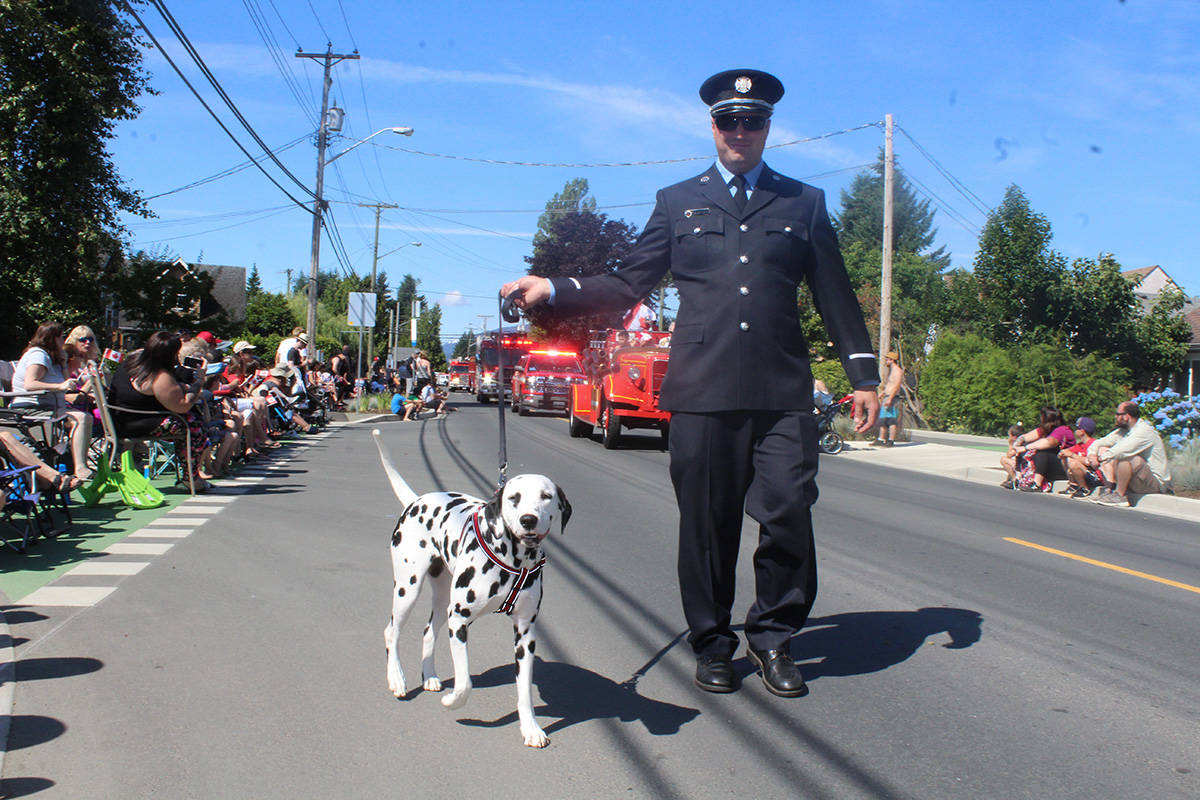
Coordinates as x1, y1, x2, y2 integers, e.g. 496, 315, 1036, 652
3, 402, 1198, 799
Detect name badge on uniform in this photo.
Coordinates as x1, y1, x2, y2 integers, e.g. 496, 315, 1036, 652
684, 208, 710, 218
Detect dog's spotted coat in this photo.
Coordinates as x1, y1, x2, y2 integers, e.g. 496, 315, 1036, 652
375, 431, 569, 748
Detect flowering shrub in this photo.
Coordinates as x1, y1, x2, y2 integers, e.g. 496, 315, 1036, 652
1133, 388, 1200, 450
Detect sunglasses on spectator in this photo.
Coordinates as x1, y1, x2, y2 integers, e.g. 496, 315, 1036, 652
77, 336, 95, 343
714, 115, 768, 132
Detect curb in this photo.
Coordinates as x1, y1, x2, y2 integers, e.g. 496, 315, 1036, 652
0, 606, 13, 782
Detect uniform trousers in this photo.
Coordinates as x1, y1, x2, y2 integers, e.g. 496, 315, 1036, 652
668, 409, 820, 658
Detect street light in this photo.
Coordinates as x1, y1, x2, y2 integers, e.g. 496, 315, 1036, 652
305, 125, 413, 347
371, 241, 421, 368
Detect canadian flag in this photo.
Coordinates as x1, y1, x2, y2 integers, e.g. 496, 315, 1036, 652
622, 301, 655, 332
102, 348, 123, 363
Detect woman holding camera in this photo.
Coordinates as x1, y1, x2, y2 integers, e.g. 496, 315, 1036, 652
109, 331, 213, 491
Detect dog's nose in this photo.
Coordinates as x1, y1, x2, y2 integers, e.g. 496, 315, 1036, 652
519, 514, 538, 530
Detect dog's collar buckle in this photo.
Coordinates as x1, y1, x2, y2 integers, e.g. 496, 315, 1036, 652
465, 512, 545, 615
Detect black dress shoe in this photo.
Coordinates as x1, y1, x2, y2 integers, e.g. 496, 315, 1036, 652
694, 654, 737, 693
747, 648, 807, 697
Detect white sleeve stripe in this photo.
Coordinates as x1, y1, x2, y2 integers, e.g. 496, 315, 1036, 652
848, 353, 877, 359
569, 277, 581, 289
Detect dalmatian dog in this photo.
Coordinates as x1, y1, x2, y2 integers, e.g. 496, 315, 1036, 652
372, 430, 570, 748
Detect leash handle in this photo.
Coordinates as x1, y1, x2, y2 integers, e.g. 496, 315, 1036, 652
495, 292, 519, 489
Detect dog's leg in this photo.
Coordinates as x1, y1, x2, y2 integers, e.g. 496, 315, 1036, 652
421, 569, 450, 692
385, 550, 425, 699
511, 582, 548, 748
440, 608, 473, 709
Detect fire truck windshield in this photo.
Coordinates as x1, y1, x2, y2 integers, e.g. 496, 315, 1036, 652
480, 350, 524, 369
527, 357, 581, 373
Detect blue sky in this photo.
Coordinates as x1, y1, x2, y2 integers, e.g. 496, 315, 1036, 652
113, 0, 1200, 344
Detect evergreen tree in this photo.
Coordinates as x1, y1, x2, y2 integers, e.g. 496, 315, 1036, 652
452, 331, 473, 359
533, 178, 597, 248
246, 265, 264, 299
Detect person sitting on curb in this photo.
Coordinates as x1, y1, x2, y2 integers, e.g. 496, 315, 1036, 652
871, 351, 904, 447
1090, 401, 1172, 507
1058, 416, 1103, 499
1007, 406, 1075, 492
419, 381, 451, 417
999, 423, 1026, 488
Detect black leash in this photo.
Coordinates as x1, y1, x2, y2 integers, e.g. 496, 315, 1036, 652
495, 290, 523, 491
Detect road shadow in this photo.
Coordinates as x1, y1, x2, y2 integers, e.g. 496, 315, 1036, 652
785, 607, 983, 680
0, 777, 55, 797
13, 657, 103, 683
3, 715, 66, 751
456, 656, 699, 737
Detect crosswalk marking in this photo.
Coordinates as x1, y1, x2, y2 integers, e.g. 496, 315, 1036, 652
67, 562, 150, 576
129, 528, 193, 539
103, 542, 175, 556
22, 586, 116, 607
144, 517, 209, 526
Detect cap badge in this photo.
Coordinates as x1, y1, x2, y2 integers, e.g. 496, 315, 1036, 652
735, 76, 752, 94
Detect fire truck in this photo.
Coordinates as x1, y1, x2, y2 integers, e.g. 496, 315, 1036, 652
471, 332, 533, 403
567, 329, 671, 449
447, 359, 472, 392
509, 349, 586, 416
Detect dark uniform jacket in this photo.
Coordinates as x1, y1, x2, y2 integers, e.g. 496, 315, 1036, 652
549, 163, 877, 413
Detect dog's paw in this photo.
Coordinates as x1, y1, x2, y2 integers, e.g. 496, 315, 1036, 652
522, 725, 550, 748
387, 664, 408, 699
422, 676, 443, 692
441, 690, 468, 709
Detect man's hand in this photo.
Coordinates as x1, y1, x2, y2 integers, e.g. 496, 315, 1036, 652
500, 276, 552, 309
851, 389, 879, 433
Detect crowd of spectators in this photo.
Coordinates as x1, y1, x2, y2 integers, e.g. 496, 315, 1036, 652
2, 321, 329, 513
999, 400, 1173, 507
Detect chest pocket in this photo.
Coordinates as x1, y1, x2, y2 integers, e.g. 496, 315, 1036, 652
764, 217, 808, 241
673, 216, 725, 271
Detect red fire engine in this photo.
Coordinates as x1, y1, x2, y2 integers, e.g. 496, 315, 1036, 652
471, 332, 533, 403
567, 329, 671, 449
508, 349, 586, 416
447, 359, 472, 392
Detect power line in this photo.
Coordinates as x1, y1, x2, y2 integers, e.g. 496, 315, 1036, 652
123, 1, 315, 213
129, 204, 295, 228
896, 125, 991, 216
374, 122, 881, 168
148, 0, 317, 200
132, 206, 296, 244
143, 134, 309, 200
241, 0, 318, 124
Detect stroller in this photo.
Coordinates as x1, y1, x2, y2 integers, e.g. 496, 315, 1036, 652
815, 393, 853, 455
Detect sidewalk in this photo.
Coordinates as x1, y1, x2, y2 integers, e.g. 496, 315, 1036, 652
834, 432, 1199, 525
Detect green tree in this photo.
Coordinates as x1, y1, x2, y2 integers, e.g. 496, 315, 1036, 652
243, 291, 297, 338
533, 178, 597, 248
0, 0, 150, 345
966, 185, 1069, 345
524, 206, 640, 350
834, 150, 950, 269
246, 264, 263, 300
1128, 288, 1192, 389
416, 305, 446, 371
452, 331, 473, 359
108, 250, 214, 332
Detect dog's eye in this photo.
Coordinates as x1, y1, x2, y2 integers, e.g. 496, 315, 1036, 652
541, 492, 553, 501
509, 492, 521, 506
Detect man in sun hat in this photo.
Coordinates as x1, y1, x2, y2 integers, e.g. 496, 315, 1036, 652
501, 69, 879, 698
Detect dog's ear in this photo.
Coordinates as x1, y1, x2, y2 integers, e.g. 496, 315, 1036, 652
556, 484, 571, 534
483, 487, 504, 531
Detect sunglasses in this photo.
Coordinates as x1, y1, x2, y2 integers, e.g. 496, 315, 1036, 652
714, 115, 768, 132
78, 336, 95, 343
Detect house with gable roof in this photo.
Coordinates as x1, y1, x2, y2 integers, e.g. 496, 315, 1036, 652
1123, 265, 1199, 395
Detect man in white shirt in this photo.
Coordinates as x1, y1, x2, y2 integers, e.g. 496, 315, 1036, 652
1090, 401, 1172, 507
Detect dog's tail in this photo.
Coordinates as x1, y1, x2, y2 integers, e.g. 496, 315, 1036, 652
372, 428, 418, 507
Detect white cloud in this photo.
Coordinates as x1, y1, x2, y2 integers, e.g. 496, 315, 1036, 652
440, 290, 467, 306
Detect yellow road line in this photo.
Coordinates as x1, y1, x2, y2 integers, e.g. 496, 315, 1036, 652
1003, 537, 1200, 595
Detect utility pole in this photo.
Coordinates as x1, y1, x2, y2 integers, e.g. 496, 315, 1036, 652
477, 315, 492, 336
879, 113, 895, 381
297, 45, 359, 343
359, 202, 398, 372
285, 268, 293, 294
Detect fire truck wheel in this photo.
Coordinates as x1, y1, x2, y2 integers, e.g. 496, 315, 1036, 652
569, 412, 592, 438
477, 392, 489, 404
601, 404, 621, 450
518, 396, 531, 416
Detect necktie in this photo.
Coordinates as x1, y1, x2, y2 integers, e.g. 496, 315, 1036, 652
731, 175, 748, 212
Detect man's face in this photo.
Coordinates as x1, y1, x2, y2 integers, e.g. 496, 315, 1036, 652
712, 115, 769, 174
1115, 406, 1133, 429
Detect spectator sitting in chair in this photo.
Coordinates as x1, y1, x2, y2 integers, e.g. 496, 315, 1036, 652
108, 331, 214, 492
0, 429, 82, 494
10, 321, 95, 483
1058, 416, 1103, 499
1089, 401, 1172, 507
63, 325, 102, 411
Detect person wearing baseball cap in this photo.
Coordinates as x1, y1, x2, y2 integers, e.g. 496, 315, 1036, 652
500, 69, 879, 699
1059, 416, 1102, 498
232, 340, 257, 355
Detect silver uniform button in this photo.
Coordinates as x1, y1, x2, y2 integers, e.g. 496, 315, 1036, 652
693, 227, 701, 234
739, 286, 749, 295
739, 223, 749, 232
739, 322, 750, 331
784, 225, 792, 233
739, 255, 749, 264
